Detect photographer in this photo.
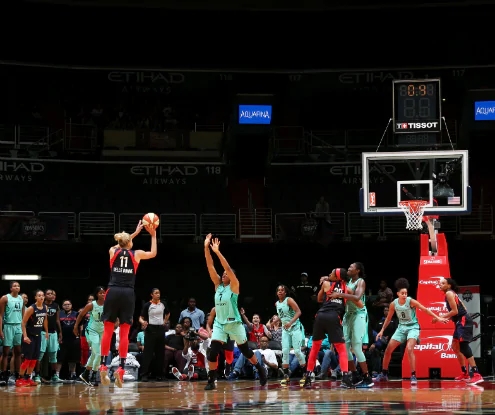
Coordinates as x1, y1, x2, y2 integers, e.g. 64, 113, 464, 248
171, 330, 209, 381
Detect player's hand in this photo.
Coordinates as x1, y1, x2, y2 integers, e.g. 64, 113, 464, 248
145, 225, 156, 236
328, 292, 340, 299
204, 233, 212, 248
24, 336, 31, 344
376, 331, 383, 341
319, 276, 329, 285
283, 322, 292, 330
59, 336, 63, 344
135, 220, 144, 235
210, 238, 221, 253
73, 326, 79, 337
142, 321, 148, 329
240, 308, 245, 315
431, 317, 438, 323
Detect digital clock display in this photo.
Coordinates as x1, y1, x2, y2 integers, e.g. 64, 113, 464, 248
393, 79, 441, 134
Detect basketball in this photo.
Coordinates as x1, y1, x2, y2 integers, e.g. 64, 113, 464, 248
142, 212, 159, 229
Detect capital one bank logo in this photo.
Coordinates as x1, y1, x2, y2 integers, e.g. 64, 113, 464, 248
418, 276, 444, 288
416, 335, 456, 358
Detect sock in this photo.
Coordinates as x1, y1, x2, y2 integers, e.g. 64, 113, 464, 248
472, 366, 479, 373
71, 372, 76, 377
51, 369, 57, 377
120, 358, 126, 369
411, 371, 416, 377
100, 321, 115, 357
461, 365, 467, 373
100, 356, 107, 366
56, 371, 60, 376
224, 350, 234, 364
24, 374, 29, 380
382, 369, 389, 376
333, 343, 349, 372
307, 339, 323, 372
118, 323, 130, 360
207, 369, 218, 383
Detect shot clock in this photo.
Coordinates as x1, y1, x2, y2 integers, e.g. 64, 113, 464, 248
393, 79, 442, 133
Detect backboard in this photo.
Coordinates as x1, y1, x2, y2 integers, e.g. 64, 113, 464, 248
359, 150, 470, 216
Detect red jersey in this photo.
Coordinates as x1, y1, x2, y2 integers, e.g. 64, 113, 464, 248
248, 324, 266, 344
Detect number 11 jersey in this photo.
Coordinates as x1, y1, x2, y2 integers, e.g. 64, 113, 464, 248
109, 248, 138, 289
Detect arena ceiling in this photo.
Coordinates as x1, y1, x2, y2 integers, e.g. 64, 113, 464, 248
20, 0, 495, 10
9, 1, 495, 70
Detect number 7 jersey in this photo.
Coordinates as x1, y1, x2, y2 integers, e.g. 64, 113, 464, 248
109, 248, 138, 288
214, 284, 242, 325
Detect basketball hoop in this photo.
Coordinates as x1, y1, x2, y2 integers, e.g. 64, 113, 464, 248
399, 200, 428, 230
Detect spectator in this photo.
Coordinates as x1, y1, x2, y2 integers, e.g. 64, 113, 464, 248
179, 298, 205, 330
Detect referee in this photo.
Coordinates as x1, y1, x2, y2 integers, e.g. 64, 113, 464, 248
138, 288, 170, 381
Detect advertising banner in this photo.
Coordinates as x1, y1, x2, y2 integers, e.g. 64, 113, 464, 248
0, 215, 68, 241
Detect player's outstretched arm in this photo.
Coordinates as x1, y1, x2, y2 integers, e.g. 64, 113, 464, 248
135, 226, 157, 261
210, 238, 239, 293
204, 234, 220, 289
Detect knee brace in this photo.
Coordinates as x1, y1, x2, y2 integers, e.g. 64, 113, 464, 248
237, 342, 254, 359
207, 341, 223, 363
38, 352, 45, 362
48, 352, 57, 364
352, 343, 366, 363
460, 341, 473, 359
282, 348, 290, 365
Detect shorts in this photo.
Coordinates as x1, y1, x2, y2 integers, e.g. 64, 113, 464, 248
211, 320, 247, 345
282, 322, 305, 350
22, 334, 42, 361
2, 324, 22, 347
312, 311, 345, 344
40, 332, 59, 354
343, 311, 368, 345
102, 286, 135, 325
453, 315, 473, 343
57, 338, 81, 363
391, 324, 421, 344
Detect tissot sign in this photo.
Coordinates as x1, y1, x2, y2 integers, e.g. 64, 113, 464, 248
396, 122, 439, 131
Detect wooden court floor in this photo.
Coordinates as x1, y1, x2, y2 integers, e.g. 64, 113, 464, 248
1, 379, 494, 415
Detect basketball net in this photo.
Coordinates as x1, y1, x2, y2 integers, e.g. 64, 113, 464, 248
398, 200, 428, 230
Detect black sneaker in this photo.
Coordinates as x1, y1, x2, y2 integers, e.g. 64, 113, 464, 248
352, 372, 363, 386
79, 371, 92, 386
300, 372, 312, 388
204, 381, 216, 390
356, 373, 374, 388
341, 373, 353, 388
258, 366, 268, 386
